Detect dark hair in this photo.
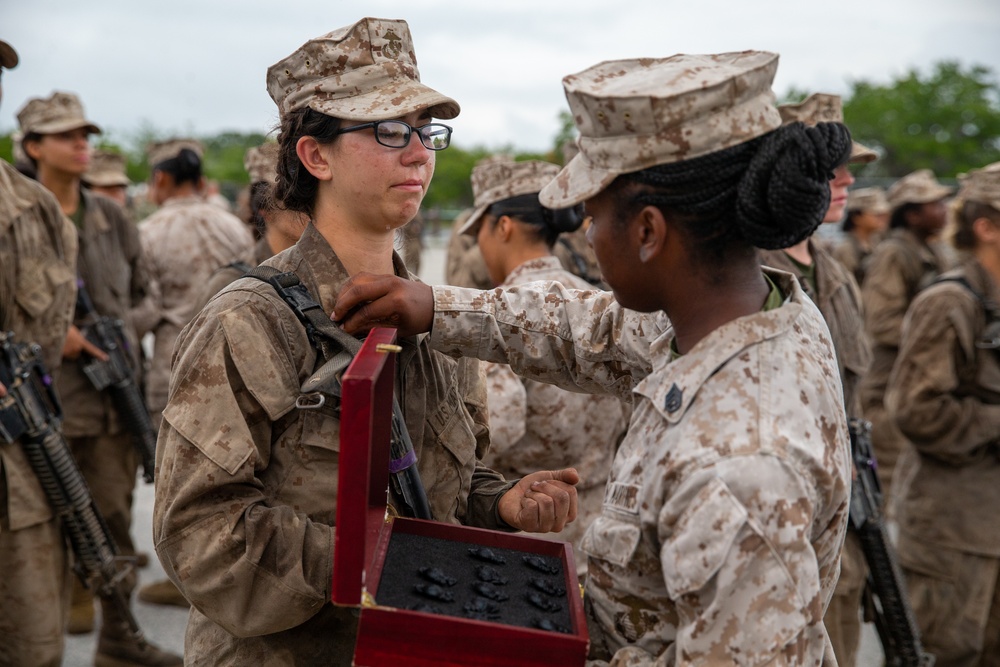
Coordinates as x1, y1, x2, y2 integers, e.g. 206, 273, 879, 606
953, 200, 1000, 250
485, 193, 584, 247
273, 108, 343, 215
609, 121, 853, 265
249, 180, 272, 233
842, 209, 860, 233
19, 131, 43, 174
153, 148, 202, 186
889, 202, 919, 230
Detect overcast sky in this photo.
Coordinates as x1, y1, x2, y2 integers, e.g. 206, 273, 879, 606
3, 0, 999, 152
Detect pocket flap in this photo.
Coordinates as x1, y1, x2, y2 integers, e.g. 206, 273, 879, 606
581, 513, 642, 568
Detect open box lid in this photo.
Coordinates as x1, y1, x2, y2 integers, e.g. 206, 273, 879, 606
332, 327, 398, 606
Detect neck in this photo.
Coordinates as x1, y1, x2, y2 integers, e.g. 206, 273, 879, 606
265, 224, 299, 255
782, 239, 812, 265
667, 260, 770, 355
313, 200, 396, 276
165, 182, 200, 201
38, 166, 80, 215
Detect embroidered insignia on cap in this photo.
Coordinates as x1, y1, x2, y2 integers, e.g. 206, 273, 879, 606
382, 29, 402, 59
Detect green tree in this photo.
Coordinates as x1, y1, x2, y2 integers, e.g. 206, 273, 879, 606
843, 61, 1000, 177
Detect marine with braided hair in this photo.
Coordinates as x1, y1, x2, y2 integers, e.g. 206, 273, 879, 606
334, 51, 853, 664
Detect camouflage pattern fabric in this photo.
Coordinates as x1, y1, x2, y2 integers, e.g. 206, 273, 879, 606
266, 17, 459, 122
0, 159, 77, 666
860, 227, 947, 501
153, 223, 513, 663
831, 233, 875, 287
482, 257, 627, 576
190, 236, 273, 316
427, 269, 850, 664
886, 257, 1000, 663
138, 194, 253, 426
15, 90, 101, 136
886, 169, 954, 211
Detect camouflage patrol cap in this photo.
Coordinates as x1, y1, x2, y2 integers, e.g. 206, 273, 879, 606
846, 186, 889, 215
16, 91, 101, 136
244, 142, 280, 185
540, 51, 782, 209
0, 39, 18, 69
956, 162, 1000, 211
459, 159, 562, 236
83, 150, 130, 187
266, 17, 459, 122
887, 169, 954, 210
778, 92, 876, 164
146, 138, 204, 169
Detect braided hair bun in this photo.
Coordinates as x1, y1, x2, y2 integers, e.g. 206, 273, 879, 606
735, 121, 853, 249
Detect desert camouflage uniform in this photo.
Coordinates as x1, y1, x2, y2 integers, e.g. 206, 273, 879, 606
401, 212, 424, 276
484, 256, 627, 575
859, 227, 947, 503
57, 190, 150, 589
445, 212, 492, 289
138, 194, 252, 426
428, 269, 851, 665
0, 159, 77, 666
831, 233, 874, 288
760, 242, 872, 667
885, 257, 1000, 666
190, 236, 272, 315
153, 223, 513, 665
554, 224, 606, 289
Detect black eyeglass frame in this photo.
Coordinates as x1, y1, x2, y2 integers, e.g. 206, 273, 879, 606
335, 120, 453, 151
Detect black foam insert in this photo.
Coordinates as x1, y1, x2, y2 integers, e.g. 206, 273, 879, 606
374, 531, 573, 634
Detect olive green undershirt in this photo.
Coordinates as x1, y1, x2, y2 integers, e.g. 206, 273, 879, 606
784, 252, 817, 296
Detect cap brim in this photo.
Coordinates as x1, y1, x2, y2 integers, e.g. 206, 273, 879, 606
458, 204, 489, 236
28, 119, 102, 136
848, 140, 877, 164
0, 41, 18, 69
539, 153, 617, 209
309, 80, 460, 122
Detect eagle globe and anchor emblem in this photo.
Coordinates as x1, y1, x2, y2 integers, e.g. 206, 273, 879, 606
381, 29, 403, 59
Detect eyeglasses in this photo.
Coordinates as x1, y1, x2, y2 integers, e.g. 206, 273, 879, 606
336, 120, 453, 151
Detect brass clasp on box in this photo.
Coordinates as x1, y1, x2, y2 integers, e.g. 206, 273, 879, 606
376, 343, 402, 354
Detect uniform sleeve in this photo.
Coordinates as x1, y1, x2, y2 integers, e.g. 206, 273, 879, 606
484, 362, 527, 461
430, 283, 665, 401
886, 289, 1000, 465
862, 246, 910, 348
132, 225, 164, 336
152, 298, 333, 638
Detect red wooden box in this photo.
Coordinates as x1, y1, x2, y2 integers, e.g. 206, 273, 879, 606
334, 328, 589, 667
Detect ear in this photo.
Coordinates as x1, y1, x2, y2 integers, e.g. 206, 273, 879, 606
495, 215, 515, 243
296, 136, 333, 181
973, 216, 1000, 243
635, 205, 668, 264
23, 137, 42, 161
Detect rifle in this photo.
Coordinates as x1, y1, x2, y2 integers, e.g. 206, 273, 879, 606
848, 418, 934, 667
0, 331, 149, 648
76, 282, 157, 483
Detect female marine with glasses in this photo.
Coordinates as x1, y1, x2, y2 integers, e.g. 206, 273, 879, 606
151, 19, 579, 664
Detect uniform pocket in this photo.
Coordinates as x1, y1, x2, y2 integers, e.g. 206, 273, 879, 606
15, 258, 73, 320
661, 477, 748, 597
581, 513, 641, 568
419, 402, 476, 521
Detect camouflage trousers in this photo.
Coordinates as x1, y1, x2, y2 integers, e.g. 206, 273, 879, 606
0, 475, 71, 667
899, 536, 1000, 667
825, 531, 867, 667
69, 432, 140, 596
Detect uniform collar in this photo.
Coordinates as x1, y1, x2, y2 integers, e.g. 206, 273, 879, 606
0, 160, 39, 232
501, 256, 565, 287
637, 268, 806, 424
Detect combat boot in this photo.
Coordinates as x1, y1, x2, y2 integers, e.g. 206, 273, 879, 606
94, 626, 183, 667
68, 577, 96, 634
136, 578, 189, 608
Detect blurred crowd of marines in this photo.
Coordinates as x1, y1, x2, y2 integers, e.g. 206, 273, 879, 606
1, 20, 999, 667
